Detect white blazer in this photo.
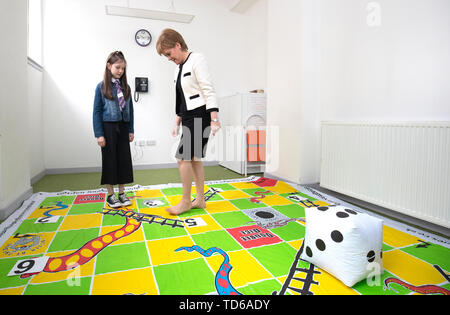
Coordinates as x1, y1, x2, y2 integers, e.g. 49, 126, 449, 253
174, 52, 218, 112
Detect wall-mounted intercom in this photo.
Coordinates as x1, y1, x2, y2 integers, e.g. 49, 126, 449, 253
134, 77, 149, 102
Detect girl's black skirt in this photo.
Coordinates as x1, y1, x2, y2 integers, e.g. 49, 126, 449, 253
101, 121, 134, 185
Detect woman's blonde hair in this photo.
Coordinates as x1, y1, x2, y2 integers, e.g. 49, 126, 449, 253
156, 28, 188, 55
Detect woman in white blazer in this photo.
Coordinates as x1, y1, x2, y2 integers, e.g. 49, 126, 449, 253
157, 28, 221, 215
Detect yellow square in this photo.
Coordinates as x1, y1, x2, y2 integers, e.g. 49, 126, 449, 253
135, 189, 163, 199
383, 225, 420, 248
205, 200, 238, 214
219, 190, 251, 200
28, 205, 70, 219
230, 182, 260, 190
264, 182, 297, 194
30, 250, 95, 284
383, 249, 445, 286
166, 195, 183, 206
206, 250, 272, 287
100, 224, 145, 245
0, 287, 25, 295
59, 213, 103, 231
147, 236, 201, 266
92, 267, 158, 295
0, 232, 55, 258
260, 194, 295, 206
287, 239, 303, 251
183, 215, 222, 235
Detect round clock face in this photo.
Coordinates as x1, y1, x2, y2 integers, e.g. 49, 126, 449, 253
135, 29, 152, 47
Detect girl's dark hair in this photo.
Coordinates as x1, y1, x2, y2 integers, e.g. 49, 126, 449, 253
102, 51, 131, 100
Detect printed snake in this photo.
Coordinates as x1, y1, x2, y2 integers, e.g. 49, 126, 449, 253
175, 245, 241, 295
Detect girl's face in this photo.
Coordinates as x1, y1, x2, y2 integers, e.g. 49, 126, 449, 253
107, 60, 126, 79
163, 43, 186, 65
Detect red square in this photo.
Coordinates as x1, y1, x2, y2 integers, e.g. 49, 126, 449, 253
73, 193, 106, 204
227, 225, 282, 249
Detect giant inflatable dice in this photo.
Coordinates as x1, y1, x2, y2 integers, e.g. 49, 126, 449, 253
300, 205, 384, 287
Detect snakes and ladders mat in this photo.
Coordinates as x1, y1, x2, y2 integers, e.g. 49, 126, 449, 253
0, 176, 449, 295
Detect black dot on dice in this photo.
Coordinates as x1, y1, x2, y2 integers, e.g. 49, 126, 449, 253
255, 211, 274, 219
316, 239, 326, 251
336, 211, 349, 218
306, 246, 313, 257
345, 209, 357, 215
331, 230, 343, 243
317, 206, 329, 211
367, 250, 376, 262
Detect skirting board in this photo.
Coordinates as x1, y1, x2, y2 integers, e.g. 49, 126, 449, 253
0, 187, 33, 221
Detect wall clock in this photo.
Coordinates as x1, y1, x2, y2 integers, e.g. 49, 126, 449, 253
135, 29, 152, 47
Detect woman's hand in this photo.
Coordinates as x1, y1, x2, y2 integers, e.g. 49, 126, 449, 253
129, 133, 134, 142
211, 121, 221, 136
97, 136, 106, 148
171, 124, 180, 137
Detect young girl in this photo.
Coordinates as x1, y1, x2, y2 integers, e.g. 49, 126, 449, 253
93, 51, 134, 208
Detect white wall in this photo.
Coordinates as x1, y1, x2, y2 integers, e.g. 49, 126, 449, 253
319, 0, 450, 122
42, 0, 267, 171
266, 0, 450, 185
28, 65, 44, 179
0, 0, 31, 220
265, 0, 303, 184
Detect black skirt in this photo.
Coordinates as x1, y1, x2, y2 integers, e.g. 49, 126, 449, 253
101, 121, 134, 185
175, 114, 211, 161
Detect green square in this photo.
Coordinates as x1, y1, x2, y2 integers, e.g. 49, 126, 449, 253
0, 255, 37, 289
101, 212, 130, 227
211, 211, 252, 229
401, 243, 450, 272
230, 198, 267, 210
382, 243, 394, 252
194, 192, 224, 202
39, 196, 76, 208
238, 279, 286, 295
271, 222, 305, 241
191, 230, 242, 252
142, 220, 187, 240
14, 217, 63, 234
153, 258, 215, 295
241, 188, 274, 197
161, 187, 184, 196
272, 204, 305, 219
47, 227, 100, 253
95, 242, 150, 275
352, 270, 412, 295
24, 277, 92, 295
68, 202, 105, 216
208, 183, 237, 191
248, 243, 297, 277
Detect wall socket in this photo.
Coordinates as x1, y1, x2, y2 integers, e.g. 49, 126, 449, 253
135, 139, 156, 147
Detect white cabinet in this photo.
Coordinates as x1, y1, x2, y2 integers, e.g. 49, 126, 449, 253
219, 93, 266, 176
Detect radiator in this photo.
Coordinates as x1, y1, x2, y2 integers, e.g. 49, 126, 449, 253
320, 122, 450, 229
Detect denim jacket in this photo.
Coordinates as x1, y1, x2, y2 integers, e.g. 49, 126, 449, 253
93, 81, 134, 138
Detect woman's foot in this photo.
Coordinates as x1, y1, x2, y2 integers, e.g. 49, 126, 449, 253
166, 200, 191, 215
191, 198, 206, 209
